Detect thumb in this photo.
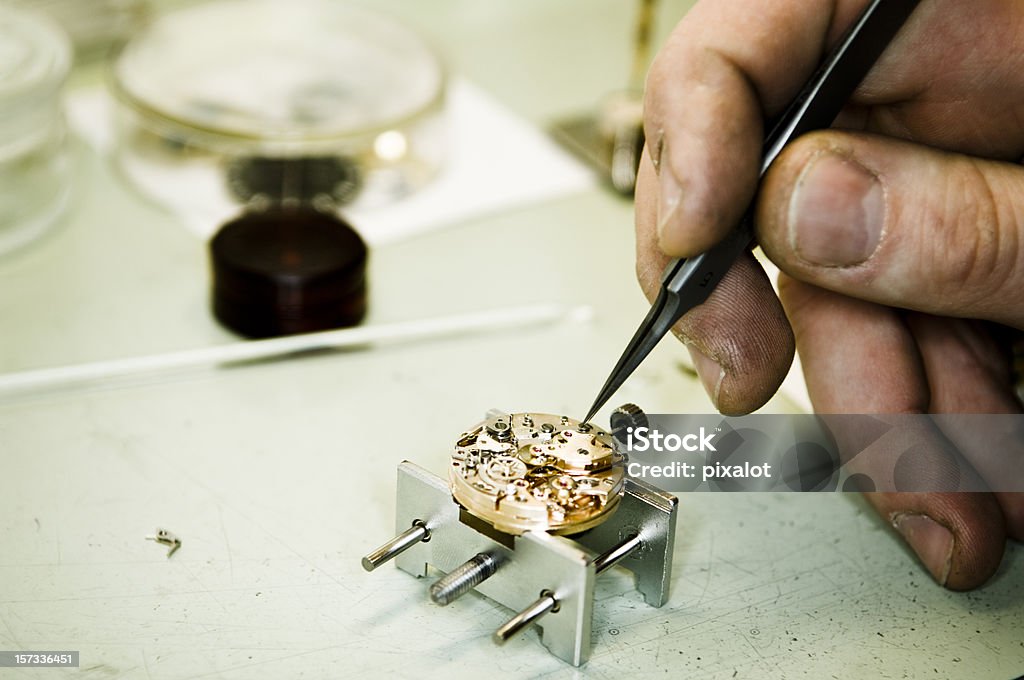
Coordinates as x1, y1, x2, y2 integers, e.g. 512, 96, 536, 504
756, 130, 1024, 328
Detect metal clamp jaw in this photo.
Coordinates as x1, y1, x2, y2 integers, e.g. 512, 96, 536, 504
361, 409, 678, 666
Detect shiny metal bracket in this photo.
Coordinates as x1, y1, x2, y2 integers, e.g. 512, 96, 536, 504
385, 461, 677, 666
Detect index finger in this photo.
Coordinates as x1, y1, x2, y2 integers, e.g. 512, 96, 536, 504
643, 0, 873, 257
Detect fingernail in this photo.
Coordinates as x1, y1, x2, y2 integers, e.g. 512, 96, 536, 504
686, 345, 724, 407
789, 154, 884, 266
893, 513, 954, 586
657, 165, 683, 247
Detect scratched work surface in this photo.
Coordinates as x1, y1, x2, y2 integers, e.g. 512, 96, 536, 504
2, 230, 1023, 680
1, 345, 1022, 680
2, 84, 1023, 680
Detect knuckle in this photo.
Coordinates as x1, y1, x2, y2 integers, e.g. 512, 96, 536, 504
930, 160, 1021, 313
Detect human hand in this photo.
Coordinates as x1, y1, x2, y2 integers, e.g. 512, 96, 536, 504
635, 0, 1024, 588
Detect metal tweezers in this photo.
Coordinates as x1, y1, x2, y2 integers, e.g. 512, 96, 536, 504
585, 0, 921, 423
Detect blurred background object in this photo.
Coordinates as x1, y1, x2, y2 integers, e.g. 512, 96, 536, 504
551, 0, 655, 196
208, 207, 369, 338
8, 0, 147, 58
110, 0, 447, 227
0, 2, 72, 255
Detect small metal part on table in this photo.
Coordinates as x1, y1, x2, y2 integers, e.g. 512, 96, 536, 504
362, 407, 678, 666
145, 529, 181, 558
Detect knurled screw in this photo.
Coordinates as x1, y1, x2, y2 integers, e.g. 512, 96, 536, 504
430, 553, 499, 605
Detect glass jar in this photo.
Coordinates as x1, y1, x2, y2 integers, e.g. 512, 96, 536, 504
0, 4, 72, 256
8, 0, 148, 57
110, 0, 447, 227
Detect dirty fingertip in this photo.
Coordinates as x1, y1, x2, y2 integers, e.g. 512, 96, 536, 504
685, 344, 725, 408
892, 513, 954, 586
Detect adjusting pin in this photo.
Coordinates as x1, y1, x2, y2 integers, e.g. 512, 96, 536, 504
361, 520, 430, 572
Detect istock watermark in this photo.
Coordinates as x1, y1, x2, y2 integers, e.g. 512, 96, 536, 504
624, 426, 718, 452
614, 414, 1024, 493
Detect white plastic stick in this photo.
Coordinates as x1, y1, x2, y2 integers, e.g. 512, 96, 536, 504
0, 304, 592, 395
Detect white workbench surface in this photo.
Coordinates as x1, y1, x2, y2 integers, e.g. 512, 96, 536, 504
1, 2, 1021, 678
